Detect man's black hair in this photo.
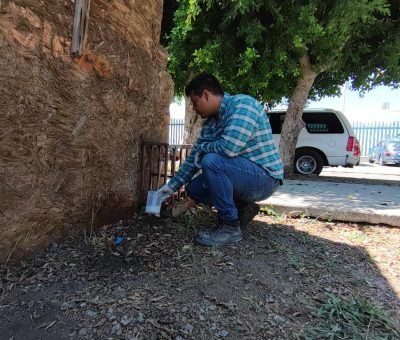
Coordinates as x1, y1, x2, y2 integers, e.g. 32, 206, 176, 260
185, 73, 224, 97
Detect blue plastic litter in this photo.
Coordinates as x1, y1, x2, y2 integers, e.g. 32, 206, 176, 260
115, 236, 125, 246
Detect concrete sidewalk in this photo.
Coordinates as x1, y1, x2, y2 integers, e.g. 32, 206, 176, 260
259, 180, 400, 227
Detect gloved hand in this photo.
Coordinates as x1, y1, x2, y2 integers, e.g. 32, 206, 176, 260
194, 151, 203, 169
157, 184, 174, 201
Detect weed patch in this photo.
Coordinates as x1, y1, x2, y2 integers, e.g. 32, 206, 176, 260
305, 294, 400, 339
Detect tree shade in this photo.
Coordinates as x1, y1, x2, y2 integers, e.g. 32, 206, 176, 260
164, 0, 400, 175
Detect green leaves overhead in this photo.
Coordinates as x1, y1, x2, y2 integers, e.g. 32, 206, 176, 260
164, 0, 399, 101
237, 48, 261, 76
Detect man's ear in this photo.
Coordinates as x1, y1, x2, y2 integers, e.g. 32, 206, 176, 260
203, 89, 209, 100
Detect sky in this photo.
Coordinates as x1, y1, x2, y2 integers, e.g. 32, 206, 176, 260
170, 85, 400, 124
305, 85, 400, 123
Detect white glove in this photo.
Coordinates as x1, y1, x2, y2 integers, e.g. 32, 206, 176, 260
157, 184, 174, 201
194, 151, 202, 169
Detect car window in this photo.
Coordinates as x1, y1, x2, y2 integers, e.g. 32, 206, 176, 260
303, 112, 344, 134
388, 142, 400, 149
268, 111, 344, 134
268, 113, 284, 134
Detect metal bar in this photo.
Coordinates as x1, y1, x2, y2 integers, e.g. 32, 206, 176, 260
169, 144, 193, 148
163, 145, 168, 185
178, 147, 184, 199
71, 0, 91, 57
171, 147, 177, 177
156, 145, 162, 189
140, 143, 194, 208
140, 143, 146, 204
149, 145, 155, 190
171, 147, 177, 203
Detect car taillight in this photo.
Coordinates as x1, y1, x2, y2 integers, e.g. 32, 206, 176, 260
385, 151, 391, 156
353, 143, 361, 156
346, 136, 355, 152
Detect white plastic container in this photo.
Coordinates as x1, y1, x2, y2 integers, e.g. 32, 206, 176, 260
145, 191, 162, 215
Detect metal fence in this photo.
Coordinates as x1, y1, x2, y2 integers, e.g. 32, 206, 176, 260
169, 118, 185, 144
352, 121, 400, 156
168, 118, 400, 156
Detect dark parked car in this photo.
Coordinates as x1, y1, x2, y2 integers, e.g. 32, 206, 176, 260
369, 138, 400, 165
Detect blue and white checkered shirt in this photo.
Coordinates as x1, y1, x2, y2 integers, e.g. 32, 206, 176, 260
169, 93, 284, 191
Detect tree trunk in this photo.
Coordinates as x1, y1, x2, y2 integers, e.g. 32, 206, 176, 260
184, 98, 203, 144
279, 54, 318, 177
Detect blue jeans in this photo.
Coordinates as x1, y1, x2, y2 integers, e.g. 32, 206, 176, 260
186, 153, 281, 222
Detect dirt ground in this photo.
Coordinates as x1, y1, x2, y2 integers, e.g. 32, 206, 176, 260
1, 207, 399, 339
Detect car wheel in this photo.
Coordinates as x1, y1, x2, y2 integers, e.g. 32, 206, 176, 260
294, 149, 324, 175
379, 155, 385, 166
368, 158, 374, 163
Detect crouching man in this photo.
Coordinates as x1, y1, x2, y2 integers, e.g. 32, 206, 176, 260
158, 73, 283, 246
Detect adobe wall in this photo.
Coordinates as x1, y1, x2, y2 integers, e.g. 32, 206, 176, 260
0, 0, 173, 260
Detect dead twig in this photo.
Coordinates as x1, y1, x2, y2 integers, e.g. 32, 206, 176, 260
146, 318, 174, 335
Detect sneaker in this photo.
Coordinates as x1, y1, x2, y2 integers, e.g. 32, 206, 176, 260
196, 221, 242, 246
237, 201, 260, 229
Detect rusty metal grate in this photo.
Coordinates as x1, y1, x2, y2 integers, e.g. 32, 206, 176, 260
139, 143, 193, 212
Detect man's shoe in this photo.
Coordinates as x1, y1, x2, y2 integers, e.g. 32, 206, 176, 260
196, 221, 242, 246
237, 201, 260, 229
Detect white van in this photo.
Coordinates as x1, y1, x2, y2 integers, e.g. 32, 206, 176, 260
268, 109, 360, 175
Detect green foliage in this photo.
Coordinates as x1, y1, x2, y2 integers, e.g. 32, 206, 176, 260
163, 0, 399, 102
305, 293, 400, 339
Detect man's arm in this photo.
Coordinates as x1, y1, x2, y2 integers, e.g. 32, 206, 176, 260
168, 146, 200, 191
199, 101, 260, 157
168, 122, 212, 191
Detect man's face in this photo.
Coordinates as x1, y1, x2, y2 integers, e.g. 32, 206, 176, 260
189, 90, 217, 119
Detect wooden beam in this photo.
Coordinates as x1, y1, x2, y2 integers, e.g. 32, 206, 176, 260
71, 0, 91, 57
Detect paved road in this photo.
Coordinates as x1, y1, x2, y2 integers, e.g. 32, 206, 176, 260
320, 161, 400, 181
260, 161, 400, 227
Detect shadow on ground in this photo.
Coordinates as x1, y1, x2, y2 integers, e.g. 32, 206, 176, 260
292, 173, 400, 186
1, 209, 399, 339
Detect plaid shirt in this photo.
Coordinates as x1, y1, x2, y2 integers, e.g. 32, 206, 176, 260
168, 93, 284, 191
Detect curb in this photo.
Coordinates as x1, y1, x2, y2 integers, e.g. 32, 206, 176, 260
259, 203, 400, 227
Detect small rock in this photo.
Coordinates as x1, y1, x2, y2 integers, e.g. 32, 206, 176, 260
111, 322, 122, 336
216, 329, 229, 337
181, 306, 189, 313
92, 296, 100, 303
61, 301, 75, 311
182, 323, 194, 335
175, 336, 183, 340
208, 304, 217, 311
85, 310, 97, 318
78, 328, 88, 336
106, 307, 116, 321
137, 312, 145, 324
197, 306, 205, 320
121, 315, 131, 326
265, 295, 275, 303
273, 314, 285, 323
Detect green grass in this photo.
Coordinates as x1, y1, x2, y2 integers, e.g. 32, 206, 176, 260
344, 230, 368, 245
305, 293, 400, 339
260, 205, 287, 223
